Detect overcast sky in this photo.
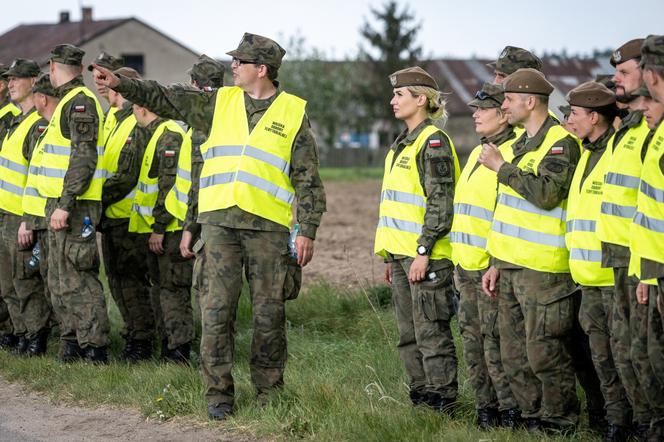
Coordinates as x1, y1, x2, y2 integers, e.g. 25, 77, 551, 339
2, 0, 662, 60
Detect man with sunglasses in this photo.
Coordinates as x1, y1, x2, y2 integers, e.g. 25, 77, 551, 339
93, 32, 326, 420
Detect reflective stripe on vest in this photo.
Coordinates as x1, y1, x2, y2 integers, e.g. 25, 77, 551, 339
165, 128, 193, 221
450, 136, 516, 270
565, 143, 614, 286
128, 120, 183, 234
0, 110, 41, 215
374, 124, 460, 259
22, 131, 48, 217
596, 116, 650, 247
104, 112, 138, 219
35, 86, 106, 200
198, 87, 305, 227
487, 124, 577, 272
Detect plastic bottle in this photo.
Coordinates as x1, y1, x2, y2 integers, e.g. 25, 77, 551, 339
27, 241, 40, 269
288, 223, 299, 259
81, 216, 94, 239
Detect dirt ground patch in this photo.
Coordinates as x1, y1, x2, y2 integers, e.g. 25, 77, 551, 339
303, 180, 385, 290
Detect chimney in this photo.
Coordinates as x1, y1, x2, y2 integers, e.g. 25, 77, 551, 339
59, 11, 70, 23
81, 7, 93, 22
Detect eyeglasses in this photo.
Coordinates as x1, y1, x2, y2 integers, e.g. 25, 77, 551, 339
231, 57, 257, 66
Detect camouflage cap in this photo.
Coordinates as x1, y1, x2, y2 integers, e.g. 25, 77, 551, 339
631, 84, 652, 98
49, 44, 85, 66
566, 81, 615, 108
4, 58, 40, 78
113, 67, 141, 80
226, 33, 286, 69
0, 63, 9, 79
594, 74, 615, 91
467, 82, 505, 108
610, 38, 644, 67
32, 74, 57, 97
503, 68, 554, 96
188, 54, 225, 88
640, 34, 664, 67
558, 104, 571, 119
488, 46, 543, 75
87, 52, 123, 72
389, 66, 438, 89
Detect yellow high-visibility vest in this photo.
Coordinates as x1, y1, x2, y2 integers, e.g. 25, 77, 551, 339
374, 124, 460, 259
0, 110, 41, 215
102, 106, 119, 146
165, 128, 193, 221
199, 87, 305, 227
451, 136, 515, 270
487, 125, 579, 273
103, 112, 138, 219
596, 117, 651, 247
22, 128, 49, 217
128, 119, 183, 234
36, 86, 106, 200
566, 142, 614, 286
0, 101, 20, 123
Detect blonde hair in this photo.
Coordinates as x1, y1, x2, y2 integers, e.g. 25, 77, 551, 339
407, 85, 447, 121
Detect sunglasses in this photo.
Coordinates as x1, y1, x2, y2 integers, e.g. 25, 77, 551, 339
474, 90, 502, 103
232, 57, 257, 65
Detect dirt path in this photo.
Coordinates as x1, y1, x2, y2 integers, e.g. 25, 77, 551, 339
0, 377, 249, 442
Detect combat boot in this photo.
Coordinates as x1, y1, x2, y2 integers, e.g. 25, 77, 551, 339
59, 340, 83, 362
83, 346, 108, 364
25, 330, 49, 357
207, 403, 232, 421
523, 417, 542, 432
633, 423, 650, 442
604, 424, 629, 442
0, 334, 17, 350
589, 409, 608, 434
424, 391, 456, 416
647, 421, 664, 442
12, 336, 29, 356
408, 388, 427, 406
476, 407, 499, 430
119, 338, 135, 361
163, 342, 190, 364
121, 339, 152, 363
500, 407, 522, 430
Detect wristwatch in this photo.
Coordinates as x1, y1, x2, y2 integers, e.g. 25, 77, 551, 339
416, 245, 428, 256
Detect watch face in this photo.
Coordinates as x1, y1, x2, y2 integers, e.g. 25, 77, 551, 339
417, 245, 427, 255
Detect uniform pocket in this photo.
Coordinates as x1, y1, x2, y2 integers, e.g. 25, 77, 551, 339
283, 257, 302, 301
65, 237, 99, 271
170, 257, 193, 288
537, 294, 575, 338
15, 248, 39, 280
418, 276, 454, 322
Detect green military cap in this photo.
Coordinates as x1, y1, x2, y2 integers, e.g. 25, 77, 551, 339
467, 82, 505, 108
566, 81, 616, 108
4, 58, 41, 78
558, 104, 571, 119
594, 74, 615, 91
640, 34, 664, 67
188, 54, 225, 88
610, 38, 644, 67
0, 63, 9, 79
32, 74, 57, 97
631, 84, 652, 98
114, 67, 141, 80
487, 46, 543, 75
502, 68, 554, 95
226, 33, 286, 69
49, 44, 85, 66
389, 66, 438, 89
87, 52, 123, 72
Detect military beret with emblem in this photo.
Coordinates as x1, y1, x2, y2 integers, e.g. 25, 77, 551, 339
610, 38, 644, 67
502, 68, 554, 96
566, 81, 616, 108
389, 66, 438, 89
467, 82, 505, 108
188, 54, 225, 89
87, 52, 123, 72
226, 32, 286, 69
640, 34, 664, 68
4, 58, 41, 78
49, 44, 85, 66
487, 45, 543, 75
32, 74, 57, 97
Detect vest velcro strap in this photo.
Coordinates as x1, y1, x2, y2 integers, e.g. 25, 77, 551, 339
634, 211, 664, 233
566, 219, 596, 232
605, 172, 640, 189
176, 167, 191, 181
0, 179, 25, 195
378, 216, 422, 235
138, 182, 158, 194
450, 231, 487, 248
381, 189, 425, 208
640, 179, 664, 203
492, 220, 566, 248
453, 202, 493, 221
498, 193, 566, 220
0, 157, 28, 175
201, 170, 295, 204
600, 201, 636, 219
570, 247, 602, 262
131, 203, 153, 216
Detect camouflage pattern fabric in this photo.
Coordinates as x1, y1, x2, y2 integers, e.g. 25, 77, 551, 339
648, 280, 664, 391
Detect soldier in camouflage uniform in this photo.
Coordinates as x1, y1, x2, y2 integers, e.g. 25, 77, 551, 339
94, 32, 326, 419
480, 69, 581, 432
100, 67, 154, 362
40, 44, 110, 363
88, 52, 124, 140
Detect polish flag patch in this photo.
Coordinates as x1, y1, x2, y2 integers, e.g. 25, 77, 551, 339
551, 146, 564, 154
164, 150, 176, 157
74, 105, 86, 112
429, 139, 441, 147
37, 125, 47, 133
125, 136, 132, 145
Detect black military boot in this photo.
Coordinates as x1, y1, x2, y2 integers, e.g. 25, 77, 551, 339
633, 423, 650, 442
523, 417, 542, 432
119, 338, 135, 361
25, 330, 49, 357
647, 421, 664, 442
83, 346, 108, 364
589, 409, 608, 434
424, 392, 456, 416
12, 336, 29, 355
500, 407, 522, 430
59, 340, 83, 362
0, 334, 17, 350
121, 339, 152, 363
164, 342, 190, 364
408, 388, 427, 406
476, 407, 499, 430
207, 403, 232, 421
604, 424, 629, 442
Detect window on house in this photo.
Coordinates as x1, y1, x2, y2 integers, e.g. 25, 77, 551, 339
121, 54, 144, 75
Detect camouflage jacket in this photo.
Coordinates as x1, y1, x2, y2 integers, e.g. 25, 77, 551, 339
183, 126, 205, 237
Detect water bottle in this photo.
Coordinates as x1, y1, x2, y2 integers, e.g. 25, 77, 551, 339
27, 241, 40, 269
288, 223, 299, 259
427, 271, 437, 281
81, 216, 94, 239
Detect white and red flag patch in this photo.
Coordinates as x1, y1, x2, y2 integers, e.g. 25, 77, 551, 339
74, 105, 86, 112
429, 139, 441, 147
164, 150, 176, 157
551, 146, 564, 154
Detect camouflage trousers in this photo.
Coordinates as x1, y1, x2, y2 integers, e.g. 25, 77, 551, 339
455, 266, 516, 411
579, 285, 631, 426
0, 296, 11, 337
102, 221, 154, 341
611, 267, 664, 425
391, 258, 458, 399
0, 213, 15, 338
648, 280, 664, 395
498, 268, 579, 427
145, 230, 194, 349
200, 225, 291, 408
46, 199, 109, 348
0, 213, 51, 339
192, 237, 207, 319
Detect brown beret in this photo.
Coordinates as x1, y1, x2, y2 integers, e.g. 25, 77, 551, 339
610, 38, 644, 67
389, 66, 438, 89
502, 68, 554, 96
566, 81, 616, 108
113, 67, 141, 80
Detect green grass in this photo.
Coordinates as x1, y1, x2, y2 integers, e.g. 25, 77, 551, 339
0, 281, 599, 441
319, 167, 383, 182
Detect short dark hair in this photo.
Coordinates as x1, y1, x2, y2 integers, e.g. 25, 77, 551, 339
265, 64, 279, 81
591, 104, 619, 125
644, 64, 664, 80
